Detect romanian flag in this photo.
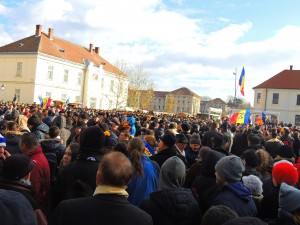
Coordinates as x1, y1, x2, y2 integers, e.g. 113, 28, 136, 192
38, 96, 44, 107
239, 67, 245, 96
47, 97, 52, 108
43, 97, 48, 109
230, 108, 250, 124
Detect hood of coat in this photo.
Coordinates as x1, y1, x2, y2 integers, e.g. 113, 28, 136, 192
224, 181, 253, 202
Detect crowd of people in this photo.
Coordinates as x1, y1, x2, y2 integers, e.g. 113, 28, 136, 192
0, 102, 300, 224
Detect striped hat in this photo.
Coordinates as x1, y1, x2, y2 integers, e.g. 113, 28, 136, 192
0, 134, 6, 147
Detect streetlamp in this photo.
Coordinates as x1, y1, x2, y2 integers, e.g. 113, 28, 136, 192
233, 68, 237, 110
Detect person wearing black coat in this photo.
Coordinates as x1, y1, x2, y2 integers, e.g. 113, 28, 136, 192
50, 151, 152, 225
141, 156, 201, 225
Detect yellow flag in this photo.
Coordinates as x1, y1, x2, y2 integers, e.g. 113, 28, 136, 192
236, 109, 246, 124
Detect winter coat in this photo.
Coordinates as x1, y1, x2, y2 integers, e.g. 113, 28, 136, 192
31, 123, 49, 141
24, 146, 51, 211
4, 132, 22, 154
211, 181, 257, 217
150, 148, 187, 168
127, 155, 159, 206
140, 188, 201, 225
259, 185, 280, 220
185, 147, 199, 168
49, 194, 153, 225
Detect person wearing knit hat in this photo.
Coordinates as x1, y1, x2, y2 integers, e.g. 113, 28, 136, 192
276, 183, 300, 224
259, 160, 299, 220
56, 126, 108, 202
212, 155, 257, 217
211, 133, 230, 156
185, 133, 201, 168
242, 175, 263, 211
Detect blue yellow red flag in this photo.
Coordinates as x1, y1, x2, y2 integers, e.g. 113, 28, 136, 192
239, 67, 245, 96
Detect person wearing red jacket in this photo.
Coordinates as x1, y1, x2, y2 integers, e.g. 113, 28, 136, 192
20, 132, 51, 214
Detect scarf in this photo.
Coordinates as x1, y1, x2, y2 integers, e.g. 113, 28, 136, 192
93, 185, 128, 198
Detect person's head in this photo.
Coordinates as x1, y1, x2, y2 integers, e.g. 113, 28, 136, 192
211, 133, 229, 149
158, 133, 176, 151
0, 134, 6, 153
222, 217, 267, 225
276, 145, 296, 163
19, 133, 39, 153
79, 125, 106, 153
5, 121, 19, 133
49, 126, 60, 138
256, 149, 274, 174
119, 130, 130, 142
215, 155, 245, 185
175, 133, 188, 152
242, 175, 263, 196
144, 135, 157, 148
128, 137, 145, 177
27, 115, 41, 130
113, 142, 129, 157
201, 205, 238, 225
241, 149, 260, 168
62, 142, 80, 166
189, 133, 201, 152
2, 154, 35, 181
181, 122, 191, 133
247, 132, 262, 146
272, 161, 298, 186
158, 156, 185, 191
96, 151, 133, 188
201, 149, 223, 178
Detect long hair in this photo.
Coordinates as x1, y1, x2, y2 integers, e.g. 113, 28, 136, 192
128, 137, 145, 177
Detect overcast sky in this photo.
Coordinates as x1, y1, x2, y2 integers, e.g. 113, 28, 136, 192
1, 0, 300, 105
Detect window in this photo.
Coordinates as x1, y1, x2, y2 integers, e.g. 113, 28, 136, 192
257, 93, 261, 103
297, 95, 300, 105
272, 93, 279, 104
61, 93, 67, 101
46, 92, 52, 97
47, 65, 53, 80
90, 97, 97, 109
92, 74, 98, 81
75, 96, 81, 103
158, 105, 161, 110
101, 78, 105, 88
15, 89, 20, 102
16, 62, 23, 76
63, 69, 69, 83
183, 100, 185, 104
77, 72, 82, 85
296, 115, 300, 126
110, 80, 114, 92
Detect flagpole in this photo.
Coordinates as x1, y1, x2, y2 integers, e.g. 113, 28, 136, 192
233, 67, 237, 110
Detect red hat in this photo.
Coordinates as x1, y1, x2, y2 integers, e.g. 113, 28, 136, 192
272, 161, 298, 185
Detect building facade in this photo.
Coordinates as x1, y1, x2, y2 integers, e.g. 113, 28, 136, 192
252, 66, 300, 125
153, 87, 201, 114
0, 25, 129, 109
200, 98, 227, 114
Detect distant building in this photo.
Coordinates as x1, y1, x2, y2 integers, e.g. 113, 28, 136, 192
0, 24, 129, 109
200, 98, 227, 114
153, 87, 201, 114
252, 66, 300, 125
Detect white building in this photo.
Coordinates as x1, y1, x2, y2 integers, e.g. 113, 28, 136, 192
252, 66, 300, 125
153, 87, 201, 114
0, 24, 129, 109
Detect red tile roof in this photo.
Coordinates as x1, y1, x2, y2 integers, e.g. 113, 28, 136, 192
0, 31, 126, 77
253, 69, 300, 89
170, 87, 200, 98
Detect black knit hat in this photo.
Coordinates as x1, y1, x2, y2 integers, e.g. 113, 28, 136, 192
241, 149, 260, 167
79, 126, 106, 152
181, 123, 191, 132
175, 133, 188, 144
27, 115, 40, 127
160, 133, 176, 148
278, 145, 295, 159
2, 154, 35, 180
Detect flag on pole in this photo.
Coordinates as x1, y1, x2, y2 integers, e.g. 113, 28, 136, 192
43, 97, 48, 109
262, 112, 267, 125
233, 108, 250, 124
38, 96, 44, 107
47, 97, 52, 108
65, 97, 70, 108
239, 67, 245, 96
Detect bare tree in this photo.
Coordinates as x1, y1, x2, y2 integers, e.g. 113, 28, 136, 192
201, 96, 213, 101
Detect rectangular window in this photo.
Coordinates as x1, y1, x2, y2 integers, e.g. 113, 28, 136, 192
92, 74, 98, 81
297, 95, 300, 105
16, 62, 23, 76
77, 72, 82, 85
110, 80, 114, 92
272, 93, 279, 104
47, 65, 53, 80
90, 97, 97, 109
15, 89, 20, 101
257, 93, 261, 103
61, 93, 67, 101
63, 69, 69, 83
46, 92, 51, 97
75, 96, 81, 103
295, 115, 300, 126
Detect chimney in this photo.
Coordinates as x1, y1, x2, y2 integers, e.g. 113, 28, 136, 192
290, 65, 293, 70
35, 24, 42, 36
48, 28, 54, 41
89, 43, 94, 53
95, 47, 100, 55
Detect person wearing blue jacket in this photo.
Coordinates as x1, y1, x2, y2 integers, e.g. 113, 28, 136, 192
211, 155, 257, 217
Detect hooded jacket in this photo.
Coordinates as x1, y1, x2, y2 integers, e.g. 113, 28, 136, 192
31, 123, 49, 141
140, 156, 201, 225
5, 131, 22, 154
211, 181, 257, 217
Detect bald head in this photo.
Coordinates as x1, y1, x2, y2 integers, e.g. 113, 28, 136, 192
97, 151, 133, 188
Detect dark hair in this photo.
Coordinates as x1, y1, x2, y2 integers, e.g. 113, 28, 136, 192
20, 133, 39, 150
113, 142, 129, 157
201, 205, 238, 225
6, 121, 19, 132
128, 138, 145, 177
49, 126, 60, 138
98, 151, 133, 187
68, 142, 80, 161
